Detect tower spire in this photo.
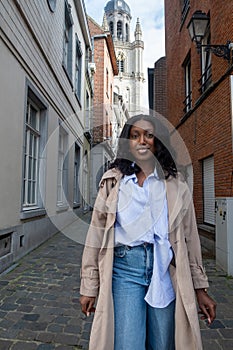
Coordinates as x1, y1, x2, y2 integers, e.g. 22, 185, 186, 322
134, 17, 142, 41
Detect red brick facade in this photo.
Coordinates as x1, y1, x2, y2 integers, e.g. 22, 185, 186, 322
164, 0, 233, 226
88, 17, 118, 144
153, 56, 167, 117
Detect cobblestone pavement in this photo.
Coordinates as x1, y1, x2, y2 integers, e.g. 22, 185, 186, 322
0, 213, 233, 349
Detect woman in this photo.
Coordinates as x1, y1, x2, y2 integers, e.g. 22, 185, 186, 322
80, 114, 216, 350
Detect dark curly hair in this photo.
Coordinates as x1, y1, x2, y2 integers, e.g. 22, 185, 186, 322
109, 114, 177, 179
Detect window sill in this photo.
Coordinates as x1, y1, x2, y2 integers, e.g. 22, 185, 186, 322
20, 208, 46, 220
56, 204, 69, 213
198, 224, 215, 234
73, 203, 81, 209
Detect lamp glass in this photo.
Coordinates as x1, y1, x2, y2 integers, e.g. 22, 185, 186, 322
187, 11, 209, 43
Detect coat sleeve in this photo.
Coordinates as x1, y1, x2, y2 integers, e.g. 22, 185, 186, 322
183, 188, 209, 290
80, 179, 109, 297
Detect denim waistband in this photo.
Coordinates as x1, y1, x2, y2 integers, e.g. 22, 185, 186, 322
115, 242, 154, 250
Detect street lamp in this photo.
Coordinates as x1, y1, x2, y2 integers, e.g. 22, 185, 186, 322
187, 10, 232, 62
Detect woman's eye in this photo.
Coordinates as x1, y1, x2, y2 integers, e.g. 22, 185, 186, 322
130, 134, 139, 139
146, 133, 154, 139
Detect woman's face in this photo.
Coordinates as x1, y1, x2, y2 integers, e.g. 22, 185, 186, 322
129, 119, 156, 164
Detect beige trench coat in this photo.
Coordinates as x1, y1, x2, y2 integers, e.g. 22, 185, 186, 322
80, 168, 209, 350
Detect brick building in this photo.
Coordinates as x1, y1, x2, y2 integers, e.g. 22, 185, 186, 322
148, 57, 167, 117
88, 16, 128, 204
164, 0, 233, 259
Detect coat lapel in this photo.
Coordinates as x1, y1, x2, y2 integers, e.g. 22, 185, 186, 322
166, 177, 181, 231
165, 175, 189, 232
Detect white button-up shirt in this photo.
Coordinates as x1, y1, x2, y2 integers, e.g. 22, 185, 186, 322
114, 170, 175, 307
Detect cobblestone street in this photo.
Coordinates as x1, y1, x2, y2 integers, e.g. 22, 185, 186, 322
0, 214, 233, 349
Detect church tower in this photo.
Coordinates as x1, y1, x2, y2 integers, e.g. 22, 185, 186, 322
104, 0, 145, 115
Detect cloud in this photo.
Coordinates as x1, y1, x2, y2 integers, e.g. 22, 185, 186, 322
153, 9, 165, 30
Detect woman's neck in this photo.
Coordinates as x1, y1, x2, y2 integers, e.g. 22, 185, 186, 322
136, 165, 154, 187
137, 161, 154, 178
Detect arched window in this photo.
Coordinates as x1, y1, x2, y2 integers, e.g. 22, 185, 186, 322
117, 21, 122, 40
116, 51, 125, 73
125, 23, 129, 42
117, 60, 124, 72
109, 21, 114, 36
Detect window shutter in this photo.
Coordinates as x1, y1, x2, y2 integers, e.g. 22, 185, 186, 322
203, 156, 215, 225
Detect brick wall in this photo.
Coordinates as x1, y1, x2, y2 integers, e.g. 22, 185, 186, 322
164, 0, 233, 224
153, 57, 167, 117
88, 17, 116, 144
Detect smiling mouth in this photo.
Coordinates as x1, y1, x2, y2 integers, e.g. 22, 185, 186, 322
137, 148, 150, 154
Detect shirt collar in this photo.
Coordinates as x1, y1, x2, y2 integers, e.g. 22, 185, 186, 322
122, 173, 138, 184
122, 167, 160, 184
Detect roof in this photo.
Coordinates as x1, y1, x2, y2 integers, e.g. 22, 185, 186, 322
104, 0, 131, 18
88, 16, 118, 76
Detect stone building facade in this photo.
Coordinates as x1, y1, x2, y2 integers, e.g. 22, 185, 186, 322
0, 0, 93, 273
104, 0, 145, 115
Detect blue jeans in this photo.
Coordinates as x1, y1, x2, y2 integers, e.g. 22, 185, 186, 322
112, 244, 175, 350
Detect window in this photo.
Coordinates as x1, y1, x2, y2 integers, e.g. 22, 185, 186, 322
117, 52, 125, 73
75, 35, 82, 101
125, 23, 129, 42
109, 21, 114, 36
83, 150, 89, 211
203, 156, 215, 225
183, 54, 192, 112
106, 68, 109, 97
117, 21, 122, 40
57, 126, 68, 206
63, 1, 73, 80
73, 144, 81, 207
85, 91, 90, 131
22, 87, 47, 215
110, 84, 113, 104
117, 59, 124, 72
200, 28, 212, 92
181, 0, 190, 24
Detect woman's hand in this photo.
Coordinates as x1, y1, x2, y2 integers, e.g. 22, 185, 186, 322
80, 295, 96, 317
196, 289, 217, 325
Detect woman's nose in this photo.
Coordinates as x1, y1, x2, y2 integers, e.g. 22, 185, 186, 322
139, 133, 146, 144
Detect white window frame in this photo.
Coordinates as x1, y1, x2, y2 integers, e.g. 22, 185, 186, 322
57, 126, 69, 207
75, 35, 82, 100
63, 1, 73, 80
73, 144, 81, 207
117, 59, 124, 73
85, 90, 90, 131
201, 28, 212, 92
21, 85, 47, 219
23, 99, 40, 207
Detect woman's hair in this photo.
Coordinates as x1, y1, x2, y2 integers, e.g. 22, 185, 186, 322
109, 114, 177, 179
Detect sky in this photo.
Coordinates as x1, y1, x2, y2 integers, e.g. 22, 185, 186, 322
84, 0, 165, 108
